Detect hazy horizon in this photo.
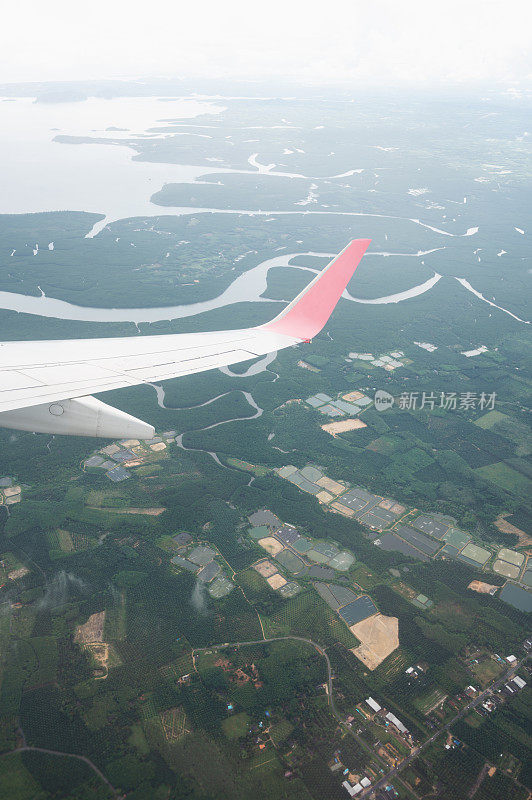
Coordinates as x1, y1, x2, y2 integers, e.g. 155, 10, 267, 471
3, 0, 532, 88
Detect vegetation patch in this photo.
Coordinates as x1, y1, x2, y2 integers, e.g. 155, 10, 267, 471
160, 706, 190, 741
475, 462, 531, 498
221, 711, 250, 739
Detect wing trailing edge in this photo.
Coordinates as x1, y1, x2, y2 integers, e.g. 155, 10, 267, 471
0, 240, 370, 437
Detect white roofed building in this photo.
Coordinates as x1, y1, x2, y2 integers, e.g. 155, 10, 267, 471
385, 712, 408, 734
342, 781, 362, 796
366, 697, 382, 713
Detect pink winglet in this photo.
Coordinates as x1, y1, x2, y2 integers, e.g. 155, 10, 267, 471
264, 239, 371, 340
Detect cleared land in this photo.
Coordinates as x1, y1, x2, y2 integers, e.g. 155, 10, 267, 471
350, 613, 399, 670
253, 559, 278, 578
74, 611, 117, 677
222, 712, 250, 739
469, 658, 505, 688
316, 476, 345, 494
258, 537, 284, 556
75, 611, 105, 645
330, 501, 356, 518
266, 574, 287, 590
468, 580, 498, 594
7, 566, 28, 580
494, 514, 531, 547
321, 419, 367, 436
226, 457, 270, 475
87, 505, 166, 515
316, 490, 334, 503
414, 688, 448, 715
342, 390, 366, 402
56, 529, 74, 552
379, 499, 406, 514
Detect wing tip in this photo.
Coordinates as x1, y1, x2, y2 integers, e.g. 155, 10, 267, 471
263, 238, 371, 340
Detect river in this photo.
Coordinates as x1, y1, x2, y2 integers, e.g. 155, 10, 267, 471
0, 251, 444, 323
151, 382, 263, 468
0, 95, 481, 238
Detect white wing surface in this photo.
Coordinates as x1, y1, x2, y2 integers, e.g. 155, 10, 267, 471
0, 239, 370, 438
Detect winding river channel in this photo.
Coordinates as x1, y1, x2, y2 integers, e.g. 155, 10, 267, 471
1, 248, 526, 325
151, 383, 263, 469
1, 94, 528, 466
0, 251, 444, 323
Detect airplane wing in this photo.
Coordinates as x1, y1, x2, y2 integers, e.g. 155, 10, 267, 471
0, 239, 370, 438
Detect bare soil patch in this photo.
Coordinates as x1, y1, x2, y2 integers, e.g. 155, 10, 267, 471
342, 390, 365, 402
75, 611, 105, 644
317, 476, 345, 495
468, 580, 498, 595
253, 559, 278, 578
330, 502, 355, 518
317, 490, 334, 504
75, 611, 117, 678
321, 419, 367, 437
266, 573, 287, 589
8, 566, 29, 580
494, 514, 531, 547
87, 506, 166, 516
258, 537, 284, 556
349, 613, 399, 670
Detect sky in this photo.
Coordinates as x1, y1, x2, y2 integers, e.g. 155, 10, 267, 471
2, 0, 532, 87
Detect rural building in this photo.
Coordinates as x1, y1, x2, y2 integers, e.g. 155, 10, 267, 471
366, 697, 382, 713
342, 781, 362, 796
385, 712, 408, 734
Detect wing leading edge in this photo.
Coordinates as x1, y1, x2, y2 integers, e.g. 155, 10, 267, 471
0, 239, 370, 437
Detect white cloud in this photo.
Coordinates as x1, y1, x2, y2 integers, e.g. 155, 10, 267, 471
1, 0, 531, 86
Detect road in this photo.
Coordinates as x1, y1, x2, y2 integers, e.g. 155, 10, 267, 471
361, 655, 530, 798
193, 635, 334, 703
1, 745, 119, 797
193, 635, 389, 769
196, 639, 528, 799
